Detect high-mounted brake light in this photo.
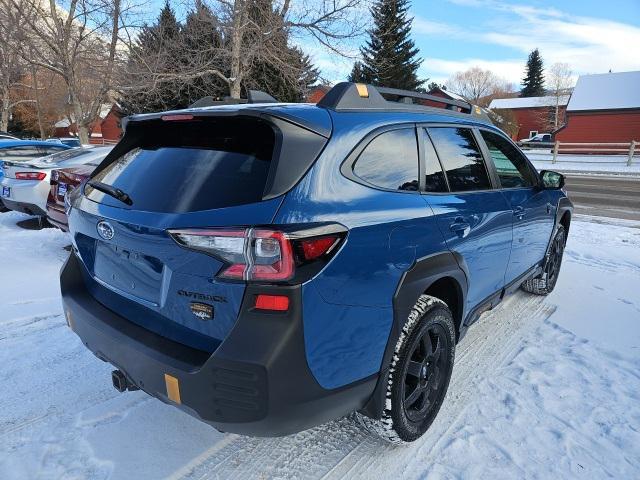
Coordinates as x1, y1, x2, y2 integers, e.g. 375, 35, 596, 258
168, 226, 346, 283
16, 171, 46, 181
161, 114, 194, 122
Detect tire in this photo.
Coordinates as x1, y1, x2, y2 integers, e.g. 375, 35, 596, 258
355, 295, 456, 444
521, 224, 566, 296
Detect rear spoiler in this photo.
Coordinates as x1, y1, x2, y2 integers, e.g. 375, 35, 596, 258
188, 90, 278, 108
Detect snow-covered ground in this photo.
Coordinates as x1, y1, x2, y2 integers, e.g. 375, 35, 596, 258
525, 152, 640, 176
1, 210, 639, 479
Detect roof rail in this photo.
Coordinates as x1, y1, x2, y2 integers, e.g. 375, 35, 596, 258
189, 90, 277, 108
317, 82, 490, 121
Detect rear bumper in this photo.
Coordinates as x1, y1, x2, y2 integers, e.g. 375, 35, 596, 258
1, 177, 49, 213
61, 252, 376, 436
1, 197, 47, 216
46, 203, 69, 231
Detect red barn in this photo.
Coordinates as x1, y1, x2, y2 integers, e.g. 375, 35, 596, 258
305, 85, 331, 103
53, 103, 123, 144
489, 95, 569, 141
424, 87, 467, 111
554, 71, 640, 144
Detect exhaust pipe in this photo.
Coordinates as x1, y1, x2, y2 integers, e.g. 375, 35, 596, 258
111, 370, 139, 392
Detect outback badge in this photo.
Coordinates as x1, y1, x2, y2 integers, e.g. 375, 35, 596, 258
190, 302, 213, 321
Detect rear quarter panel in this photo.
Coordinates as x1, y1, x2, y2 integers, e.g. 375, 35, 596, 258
274, 112, 453, 389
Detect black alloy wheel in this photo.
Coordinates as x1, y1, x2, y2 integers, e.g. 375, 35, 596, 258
402, 323, 451, 425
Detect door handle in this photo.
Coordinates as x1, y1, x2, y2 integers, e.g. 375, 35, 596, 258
546, 203, 553, 214
513, 206, 525, 220
449, 217, 471, 238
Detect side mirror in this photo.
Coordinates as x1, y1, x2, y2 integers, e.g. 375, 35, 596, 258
540, 170, 565, 190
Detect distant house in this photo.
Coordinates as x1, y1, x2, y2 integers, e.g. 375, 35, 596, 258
554, 71, 640, 144
424, 87, 467, 111
54, 104, 123, 144
488, 95, 570, 141
305, 85, 331, 103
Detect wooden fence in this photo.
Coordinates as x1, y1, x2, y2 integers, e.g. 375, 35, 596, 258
521, 141, 638, 166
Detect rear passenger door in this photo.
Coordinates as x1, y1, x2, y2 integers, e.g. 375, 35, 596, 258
478, 129, 555, 284
422, 126, 513, 313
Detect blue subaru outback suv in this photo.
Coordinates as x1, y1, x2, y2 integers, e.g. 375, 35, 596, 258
61, 83, 572, 443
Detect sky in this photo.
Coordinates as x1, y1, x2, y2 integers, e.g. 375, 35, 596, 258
305, 0, 640, 88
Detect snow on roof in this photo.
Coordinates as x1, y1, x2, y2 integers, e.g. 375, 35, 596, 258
442, 89, 467, 102
489, 95, 570, 109
567, 71, 640, 111
54, 119, 71, 128
429, 87, 468, 102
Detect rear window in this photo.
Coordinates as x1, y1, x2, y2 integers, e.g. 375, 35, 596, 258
85, 118, 275, 213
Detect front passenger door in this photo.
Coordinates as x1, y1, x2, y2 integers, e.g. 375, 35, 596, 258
478, 129, 555, 284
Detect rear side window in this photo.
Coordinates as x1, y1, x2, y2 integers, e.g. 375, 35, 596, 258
422, 130, 448, 192
428, 127, 492, 192
86, 118, 275, 213
480, 130, 537, 188
353, 128, 419, 192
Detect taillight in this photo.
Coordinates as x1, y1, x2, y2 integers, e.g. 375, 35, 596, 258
16, 171, 46, 181
168, 225, 346, 283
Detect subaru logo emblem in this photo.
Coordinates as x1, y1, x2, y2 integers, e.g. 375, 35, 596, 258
97, 221, 115, 240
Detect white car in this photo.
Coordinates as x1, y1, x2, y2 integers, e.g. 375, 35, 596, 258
1, 146, 113, 217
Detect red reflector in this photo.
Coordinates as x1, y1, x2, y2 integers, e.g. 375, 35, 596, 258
300, 236, 339, 261
161, 114, 194, 122
255, 294, 290, 311
16, 171, 46, 181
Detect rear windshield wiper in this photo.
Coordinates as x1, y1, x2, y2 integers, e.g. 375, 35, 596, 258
87, 180, 133, 206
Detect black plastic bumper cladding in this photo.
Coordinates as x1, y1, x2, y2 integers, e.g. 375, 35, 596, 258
61, 253, 376, 436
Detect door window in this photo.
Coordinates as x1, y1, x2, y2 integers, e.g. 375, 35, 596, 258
353, 128, 419, 192
428, 127, 492, 192
480, 130, 538, 189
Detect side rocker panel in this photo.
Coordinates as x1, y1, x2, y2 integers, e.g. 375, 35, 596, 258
360, 251, 467, 419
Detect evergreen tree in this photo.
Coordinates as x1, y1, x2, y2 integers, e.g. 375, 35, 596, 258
120, 2, 186, 114
181, 0, 228, 101
244, 0, 320, 102
354, 0, 424, 90
520, 48, 545, 97
348, 61, 372, 83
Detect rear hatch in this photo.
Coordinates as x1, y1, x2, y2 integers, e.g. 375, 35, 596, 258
69, 112, 329, 352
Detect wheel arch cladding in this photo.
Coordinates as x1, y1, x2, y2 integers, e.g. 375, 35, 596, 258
560, 210, 571, 236
360, 251, 467, 419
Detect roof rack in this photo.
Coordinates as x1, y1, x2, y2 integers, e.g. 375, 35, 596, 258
317, 82, 490, 121
189, 89, 278, 108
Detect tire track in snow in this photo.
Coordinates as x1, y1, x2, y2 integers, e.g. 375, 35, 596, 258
177, 292, 555, 480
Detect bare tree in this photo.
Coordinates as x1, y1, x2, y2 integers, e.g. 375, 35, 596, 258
547, 62, 573, 129
487, 108, 519, 139
446, 67, 513, 106
125, 0, 366, 100
0, 5, 35, 132
5, 0, 132, 144
13, 67, 68, 138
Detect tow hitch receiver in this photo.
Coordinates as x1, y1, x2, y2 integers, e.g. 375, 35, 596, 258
111, 369, 139, 392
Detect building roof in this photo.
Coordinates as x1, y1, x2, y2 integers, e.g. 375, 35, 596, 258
429, 87, 468, 102
567, 71, 640, 111
489, 95, 570, 110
